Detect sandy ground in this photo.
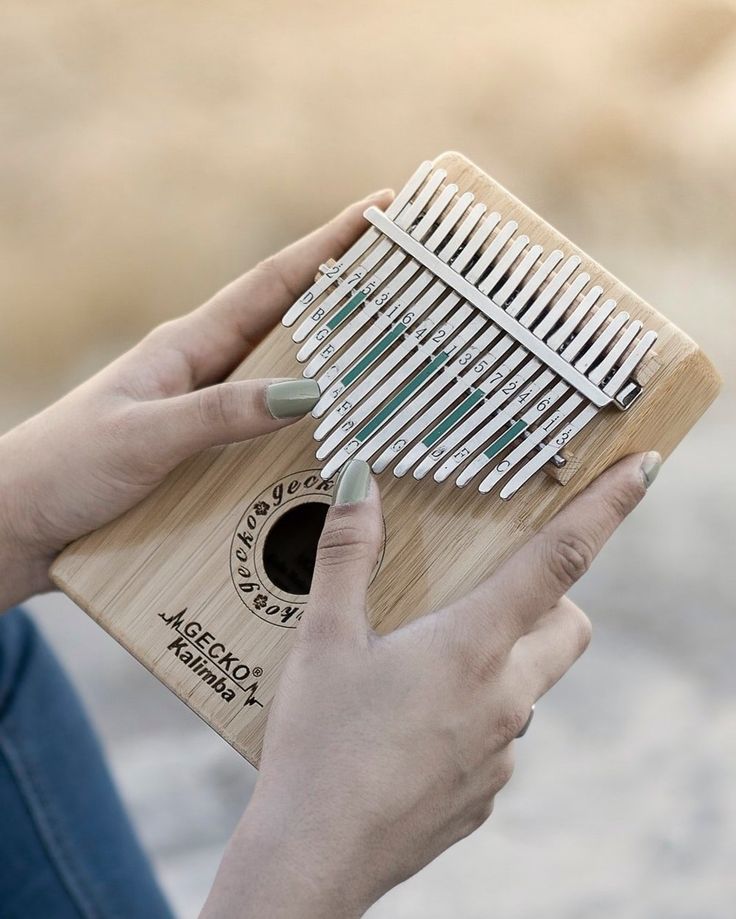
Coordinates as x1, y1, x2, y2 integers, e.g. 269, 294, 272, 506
3, 0, 736, 915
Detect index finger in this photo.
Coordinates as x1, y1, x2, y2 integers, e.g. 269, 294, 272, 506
444, 451, 656, 651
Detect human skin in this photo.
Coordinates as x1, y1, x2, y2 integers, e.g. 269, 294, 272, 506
0, 192, 658, 916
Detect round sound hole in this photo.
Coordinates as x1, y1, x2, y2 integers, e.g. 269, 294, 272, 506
262, 501, 330, 596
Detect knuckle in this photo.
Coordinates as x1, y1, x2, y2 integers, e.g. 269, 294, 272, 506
494, 750, 516, 789
255, 256, 296, 300
315, 512, 380, 572
572, 608, 593, 655
197, 383, 238, 431
546, 533, 595, 591
603, 478, 644, 523
495, 706, 529, 745
140, 318, 180, 350
479, 798, 495, 823
466, 798, 495, 835
316, 527, 372, 568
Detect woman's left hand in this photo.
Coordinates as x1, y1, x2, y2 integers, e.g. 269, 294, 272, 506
0, 190, 392, 610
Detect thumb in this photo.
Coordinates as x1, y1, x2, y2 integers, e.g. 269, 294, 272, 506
301, 460, 383, 643
139, 377, 320, 462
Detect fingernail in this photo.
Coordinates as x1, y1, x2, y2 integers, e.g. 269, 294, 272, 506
266, 379, 320, 419
640, 451, 662, 489
331, 459, 372, 506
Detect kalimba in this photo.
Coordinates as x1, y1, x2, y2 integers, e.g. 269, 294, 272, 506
51, 152, 720, 767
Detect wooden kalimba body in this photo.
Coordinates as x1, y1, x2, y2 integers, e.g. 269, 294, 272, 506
51, 152, 720, 767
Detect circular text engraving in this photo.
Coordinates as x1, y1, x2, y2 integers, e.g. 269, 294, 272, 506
229, 469, 334, 629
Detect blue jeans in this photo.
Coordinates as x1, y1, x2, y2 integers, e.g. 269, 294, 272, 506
0, 607, 174, 918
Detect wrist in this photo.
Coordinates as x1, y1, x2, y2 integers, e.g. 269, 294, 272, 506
202, 792, 374, 919
0, 432, 54, 610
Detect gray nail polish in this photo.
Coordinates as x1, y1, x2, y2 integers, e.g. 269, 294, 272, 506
266, 379, 320, 419
331, 459, 372, 506
640, 451, 661, 489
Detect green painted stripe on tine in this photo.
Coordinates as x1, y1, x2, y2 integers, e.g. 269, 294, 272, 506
483, 418, 528, 460
356, 352, 449, 442
422, 389, 485, 448
341, 323, 405, 387
327, 291, 367, 330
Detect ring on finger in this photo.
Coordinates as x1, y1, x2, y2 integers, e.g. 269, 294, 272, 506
516, 704, 535, 739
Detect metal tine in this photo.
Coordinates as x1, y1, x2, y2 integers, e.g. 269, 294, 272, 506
291, 168, 447, 344
497, 329, 657, 500
496, 402, 595, 499
362, 322, 514, 472
590, 320, 642, 384
366, 206, 613, 407
477, 235, 531, 296
372, 372, 490, 475
574, 310, 629, 373
307, 195, 480, 403
311, 283, 455, 420
371, 241, 550, 474
492, 245, 543, 305
305, 270, 435, 386
416, 270, 571, 481
465, 220, 519, 286
317, 309, 483, 475
485, 324, 655, 498
296, 261, 432, 366
327, 314, 491, 475
478, 386, 578, 493
388, 246, 563, 478
451, 371, 563, 486
385, 339, 532, 477
296, 254, 410, 362
315, 299, 478, 450
439, 202, 487, 260
452, 299, 637, 489
601, 329, 658, 393
405, 348, 541, 480
329, 226, 536, 470
422, 190, 474, 251
296, 185, 466, 366
559, 298, 617, 361
403, 251, 570, 479
313, 297, 469, 440
532, 271, 591, 339
309, 219, 478, 392
545, 286, 605, 351
308, 200, 504, 419
517, 255, 581, 328
282, 160, 434, 327
449, 212, 501, 273
506, 248, 564, 316
411, 183, 460, 242
428, 358, 549, 482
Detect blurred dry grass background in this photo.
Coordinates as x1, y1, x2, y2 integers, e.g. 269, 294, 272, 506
1, 1, 735, 917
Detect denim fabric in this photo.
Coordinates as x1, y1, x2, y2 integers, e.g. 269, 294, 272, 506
0, 607, 174, 918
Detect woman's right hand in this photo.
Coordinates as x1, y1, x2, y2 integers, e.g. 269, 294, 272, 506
201, 451, 658, 919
